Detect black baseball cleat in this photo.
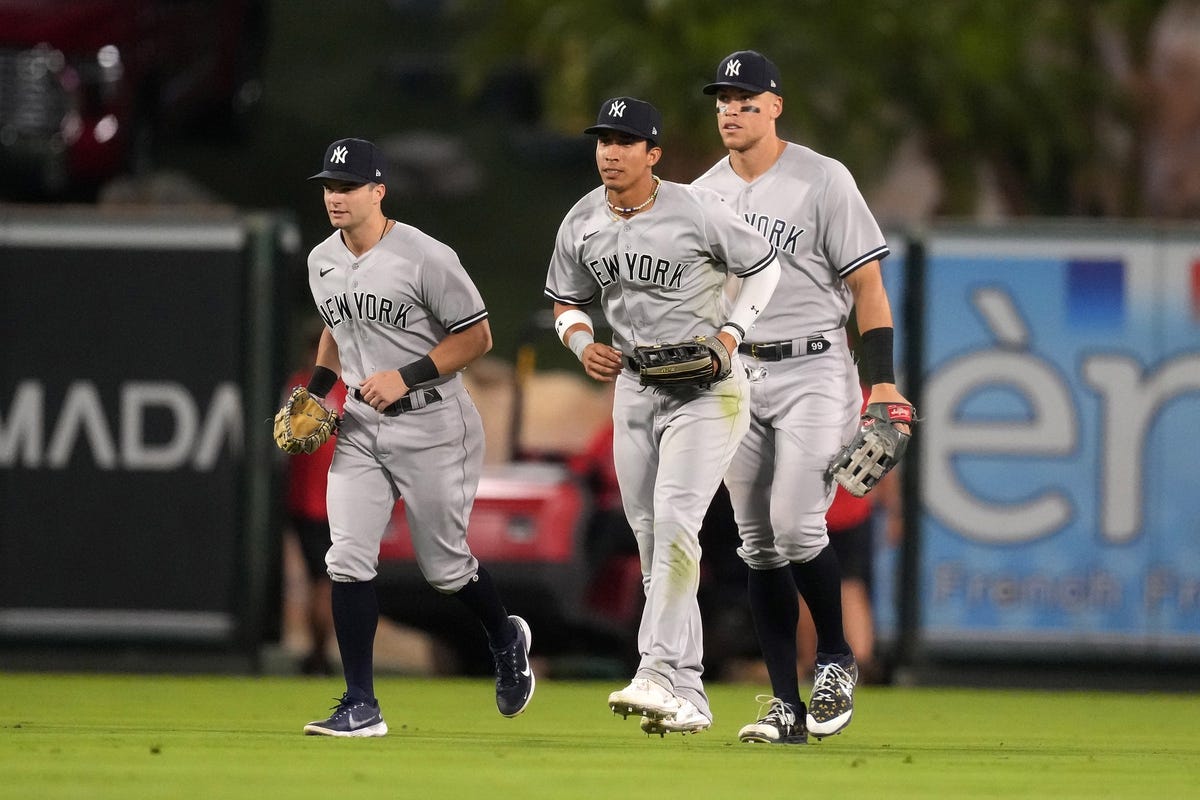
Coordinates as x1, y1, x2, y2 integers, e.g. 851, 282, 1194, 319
807, 652, 859, 738
303, 693, 388, 737
492, 615, 535, 717
738, 695, 808, 744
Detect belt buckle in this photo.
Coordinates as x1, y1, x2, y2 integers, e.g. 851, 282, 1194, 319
751, 342, 784, 361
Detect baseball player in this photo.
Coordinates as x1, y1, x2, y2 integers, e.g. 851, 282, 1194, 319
297, 137, 534, 737
693, 51, 911, 744
545, 97, 781, 736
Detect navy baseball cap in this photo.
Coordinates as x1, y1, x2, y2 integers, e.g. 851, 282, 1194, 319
703, 50, 783, 96
307, 137, 387, 184
583, 97, 663, 146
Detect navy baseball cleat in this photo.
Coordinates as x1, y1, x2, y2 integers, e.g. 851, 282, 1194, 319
303, 694, 388, 737
738, 695, 808, 744
807, 653, 858, 738
492, 615, 535, 717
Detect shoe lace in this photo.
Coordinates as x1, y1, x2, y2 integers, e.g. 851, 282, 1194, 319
493, 639, 522, 689
753, 694, 795, 726
811, 663, 855, 704
327, 693, 355, 714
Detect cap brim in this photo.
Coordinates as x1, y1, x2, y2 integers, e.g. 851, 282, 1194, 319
582, 123, 658, 145
307, 170, 374, 184
702, 81, 781, 96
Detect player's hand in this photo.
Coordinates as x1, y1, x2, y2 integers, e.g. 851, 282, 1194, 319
867, 384, 913, 434
360, 370, 409, 411
581, 342, 623, 382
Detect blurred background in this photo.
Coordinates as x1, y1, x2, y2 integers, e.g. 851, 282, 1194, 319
2, 0, 1199, 688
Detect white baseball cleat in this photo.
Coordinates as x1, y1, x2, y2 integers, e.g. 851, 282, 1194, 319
640, 698, 711, 736
608, 678, 681, 720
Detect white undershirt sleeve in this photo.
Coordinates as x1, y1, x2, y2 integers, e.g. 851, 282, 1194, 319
723, 258, 780, 344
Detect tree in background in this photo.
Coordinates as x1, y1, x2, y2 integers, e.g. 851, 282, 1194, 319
454, 0, 1189, 220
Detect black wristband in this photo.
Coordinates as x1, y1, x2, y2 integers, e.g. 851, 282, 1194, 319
859, 327, 896, 385
398, 354, 439, 388
306, 365, 338, 396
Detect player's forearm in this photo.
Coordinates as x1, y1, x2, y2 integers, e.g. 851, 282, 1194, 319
425, 319, 492, 376
315, 327, 341, 374
552, 302, 593, 344
845, 261, 894, 334
307, 327, 341, 396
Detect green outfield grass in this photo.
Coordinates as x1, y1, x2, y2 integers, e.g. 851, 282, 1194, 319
1, 672, 1196, 799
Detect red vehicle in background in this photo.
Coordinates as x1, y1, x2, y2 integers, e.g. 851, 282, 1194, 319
0, 0, 266, 199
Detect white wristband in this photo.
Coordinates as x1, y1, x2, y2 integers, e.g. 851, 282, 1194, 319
568, 329, 594, 361
719, 323, 745, 347
554, 308, 594, 342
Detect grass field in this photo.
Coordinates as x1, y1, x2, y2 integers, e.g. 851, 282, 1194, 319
2, 672, 1196, 799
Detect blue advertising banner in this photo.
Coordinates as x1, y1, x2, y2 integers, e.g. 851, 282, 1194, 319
881, 225, 1200, 658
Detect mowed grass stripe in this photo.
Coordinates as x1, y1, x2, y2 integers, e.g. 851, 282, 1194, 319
1, 673, 1197, 799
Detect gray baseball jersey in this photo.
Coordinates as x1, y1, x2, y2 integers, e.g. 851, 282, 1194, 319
308, 222, 489, 590
544, 180, 777, 351
544, 178, 776, 719
694, 143, 888, 339
309, 221, 487, 389
694, 142, 889, 566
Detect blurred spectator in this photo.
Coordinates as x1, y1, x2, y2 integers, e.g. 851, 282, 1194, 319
1142, 0, 1200, 217
567, 416, 640, 625
281, 329, 347, 676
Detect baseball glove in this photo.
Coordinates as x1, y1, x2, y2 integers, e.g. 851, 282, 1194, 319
273, 386, 340, 455
632, 335, 731, 389
827, 402, 915, 497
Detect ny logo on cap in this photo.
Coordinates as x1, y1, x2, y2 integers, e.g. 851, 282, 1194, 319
609, 99, 627, 118
725, 59, 742, 77
331, 145, 349, 164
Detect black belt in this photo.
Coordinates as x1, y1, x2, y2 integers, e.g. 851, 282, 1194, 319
739, 335, 831, 362
352, 387, 442, 416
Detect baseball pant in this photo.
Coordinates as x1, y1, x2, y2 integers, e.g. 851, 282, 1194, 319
611, 364, 750, 719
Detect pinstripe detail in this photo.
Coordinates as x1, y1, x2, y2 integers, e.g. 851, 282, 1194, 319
838, 245, 890, 278
544, 287, 597, 305
447, 309, 488, 333
738, 248, 779, 278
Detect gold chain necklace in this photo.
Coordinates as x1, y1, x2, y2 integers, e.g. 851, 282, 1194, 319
607, 176, 661, 216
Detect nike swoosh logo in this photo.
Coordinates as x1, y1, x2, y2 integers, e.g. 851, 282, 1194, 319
582, 230, 599, 241
347, 712, 374, 730
320, 267, 336, 277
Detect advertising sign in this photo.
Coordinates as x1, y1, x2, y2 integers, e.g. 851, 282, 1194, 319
885, 226, 1200, 656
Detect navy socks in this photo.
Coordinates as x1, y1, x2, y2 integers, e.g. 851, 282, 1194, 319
747, 565, 803, 711
331, 580, 378, 703
791, 544, 851, 658
453, 566, 516, 648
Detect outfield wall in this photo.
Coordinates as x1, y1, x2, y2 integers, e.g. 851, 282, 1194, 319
2, 208, 1198, 670
878, 221, 1200, 663
0, 207, 295, 659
